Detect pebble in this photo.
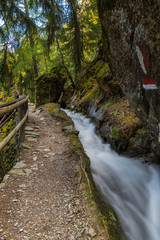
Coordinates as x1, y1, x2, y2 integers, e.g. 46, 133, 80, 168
22, 143, 31, 149
25, 131, 39, 136
24, 169, 32, 176
36, 109, 42, 115
14, 161, 26, 169
33, 156, 38, 161
10, 169, 25, 176
48, 152, 55, 156
85, 227, 97, 237
43, 149, 50, 152
27, 137, 37, 142
25, 127, 34, 131
19, 184, 26, 188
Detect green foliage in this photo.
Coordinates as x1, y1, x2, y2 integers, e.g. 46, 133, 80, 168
111, 127, 120, 140
0, 0, 102, 98
96, 63, 109, 78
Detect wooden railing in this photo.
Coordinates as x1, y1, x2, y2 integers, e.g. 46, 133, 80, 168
0, 96, 29, 177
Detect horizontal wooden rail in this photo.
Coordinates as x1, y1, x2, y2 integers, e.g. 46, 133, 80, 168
0, 96, 26, 109
0, 96, 29, 177
0, 109, 28, 152
0, 110, 16, 129
0, 96, 28, 117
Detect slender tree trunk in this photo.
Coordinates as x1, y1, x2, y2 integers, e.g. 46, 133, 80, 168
29, 34, 39, 78
19, 74, 23, 95
24, 0, 38, 78
55, 38, 75, 88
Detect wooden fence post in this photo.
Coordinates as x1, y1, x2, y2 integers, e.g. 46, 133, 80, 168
18, 103, 25, 142
0, 96, 28, 179
0, 153, 6, 177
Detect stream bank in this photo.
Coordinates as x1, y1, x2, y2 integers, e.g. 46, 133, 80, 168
61, 44, 153, 162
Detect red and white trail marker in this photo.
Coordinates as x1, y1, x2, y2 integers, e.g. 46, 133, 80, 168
136, 45, 157, 90
142, 78, 157, 90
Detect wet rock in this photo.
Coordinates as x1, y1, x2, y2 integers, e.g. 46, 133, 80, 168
62, 125, 79, 135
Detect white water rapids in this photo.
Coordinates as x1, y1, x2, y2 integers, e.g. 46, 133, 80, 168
64, 109, 160, 240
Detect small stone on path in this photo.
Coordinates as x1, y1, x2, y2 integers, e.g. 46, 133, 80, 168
22, 143, 31, 149
27, 137, 37, 142
14, 161, 26, 169
43, 149, 50, 152
85, 227, 97, 238
25, 131, 39, 136
25, 126, 34, 131
10, 169, 25, 176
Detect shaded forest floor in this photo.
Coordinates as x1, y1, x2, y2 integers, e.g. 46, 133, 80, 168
0, 104, 107, 240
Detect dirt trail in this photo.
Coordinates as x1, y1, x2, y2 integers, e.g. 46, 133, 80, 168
0, 104, 106, 240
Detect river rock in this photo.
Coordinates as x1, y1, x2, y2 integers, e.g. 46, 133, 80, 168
62, 125, 79, 135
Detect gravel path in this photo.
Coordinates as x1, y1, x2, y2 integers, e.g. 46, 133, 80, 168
0, 104, 107, 240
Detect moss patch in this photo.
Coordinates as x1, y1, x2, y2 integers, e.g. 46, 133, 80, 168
104, 97, 142, 140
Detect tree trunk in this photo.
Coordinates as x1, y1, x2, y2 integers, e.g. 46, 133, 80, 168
29, 34, 39, 78
24, 0, 38, 78
56, 38, 75, 88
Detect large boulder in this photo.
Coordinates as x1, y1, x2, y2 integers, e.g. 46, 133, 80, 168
35, 66, 67, 107
97, 0, 160, 158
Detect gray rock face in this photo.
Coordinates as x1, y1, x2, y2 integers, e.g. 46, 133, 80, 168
97, 0, 160, 157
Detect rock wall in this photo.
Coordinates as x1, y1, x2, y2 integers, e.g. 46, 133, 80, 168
62, 45, 152, 159
97, 0, 160, 158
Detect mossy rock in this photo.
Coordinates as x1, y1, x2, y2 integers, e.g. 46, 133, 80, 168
127, 128, 152, 157
35, 65, 67, 107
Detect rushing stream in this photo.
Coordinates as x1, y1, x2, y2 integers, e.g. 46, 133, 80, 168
64, 109, 160, 240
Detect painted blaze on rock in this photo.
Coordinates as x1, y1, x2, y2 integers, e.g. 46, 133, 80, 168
35, 65, 67, 107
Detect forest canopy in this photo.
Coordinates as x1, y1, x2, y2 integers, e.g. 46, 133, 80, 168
0, 0, 101, 101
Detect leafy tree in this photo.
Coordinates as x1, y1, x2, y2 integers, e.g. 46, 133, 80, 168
0, 0, 102, 99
